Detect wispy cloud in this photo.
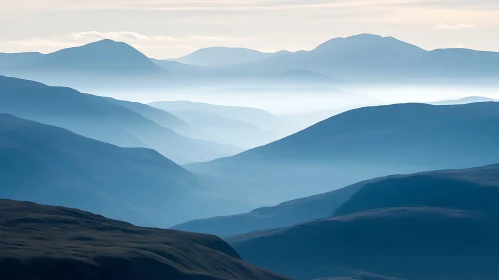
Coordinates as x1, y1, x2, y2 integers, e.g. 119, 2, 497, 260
2, 0, 436, 12
435, 22, 477, 30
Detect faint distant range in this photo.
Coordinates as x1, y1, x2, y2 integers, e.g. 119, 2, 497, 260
166, 33, 499, 84
430, 96, 498, 105
171, 47, 274, 67
150, 101, 296, 148
1, 34, 499, 94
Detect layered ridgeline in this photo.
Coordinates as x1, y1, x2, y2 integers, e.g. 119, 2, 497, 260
160, 34, 499, 84
218, 34, 499, 83
0, 114, 248, 227
188, 102, 499, 206
0, 199, 290, 280
173, 181, 366, 237
430, 96, 498, 105
150, 101, 294, 149
0, 76, 239, 164
104, 97, 187, 130
0, 39, 339, 92
229, 164, 499, 280
3, 34, 498, 92
176, 162, 499, 237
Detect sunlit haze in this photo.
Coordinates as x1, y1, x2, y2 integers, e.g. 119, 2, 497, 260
2, 0, 499, 58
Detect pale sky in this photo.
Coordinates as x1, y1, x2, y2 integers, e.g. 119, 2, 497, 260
1, 0, 499, 59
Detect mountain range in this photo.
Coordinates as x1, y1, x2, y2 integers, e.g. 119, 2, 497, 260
188, 102, 499, 205
0, 199, 289, 280
2, 34, 499, 93
0, 75, 238, 164
228, 163, 499, 280
0, 114, 247, 227
169, 34, 499, 84
3, 31, 499, 280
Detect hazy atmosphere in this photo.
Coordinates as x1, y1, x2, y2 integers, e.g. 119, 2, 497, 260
2, 1, 499, 280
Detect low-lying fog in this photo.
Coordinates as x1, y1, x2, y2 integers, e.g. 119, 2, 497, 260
94, 83, 499, 118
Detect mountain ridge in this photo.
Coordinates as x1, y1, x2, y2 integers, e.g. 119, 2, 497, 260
0, 113, 247, 227
188, 102, 499, 205
0, 75, 238, 164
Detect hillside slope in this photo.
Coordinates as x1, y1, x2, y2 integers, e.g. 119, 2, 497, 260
189, 102, 499, 205
228, 163, 499, 279
0, 114, 246, 227
0, 199, 290, 280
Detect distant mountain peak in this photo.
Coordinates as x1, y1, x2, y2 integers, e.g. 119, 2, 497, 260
314, 33, 425, 54
42, 39, 163, 74
173, 47, 272, 67
93, 38, 119, 44
51, 39, 140, 55
346, 33, 384, 39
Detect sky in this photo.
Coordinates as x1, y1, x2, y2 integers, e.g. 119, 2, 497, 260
1, 0, 499, 59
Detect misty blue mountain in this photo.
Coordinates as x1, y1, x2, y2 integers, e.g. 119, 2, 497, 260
2, 34, 499, 94
228, 163, 499, 280
171, 47, 273, 67
0, 114, 249, 227
0, 39, 162, 75
188, 102, 499, 205
4, 1, 499, 279
0, 40, 165, 91
177, 162, 499, 237
430, 96, 498, 105
222, 34, 499, 84
0, 75, 239, 164
104, 97, 187, 130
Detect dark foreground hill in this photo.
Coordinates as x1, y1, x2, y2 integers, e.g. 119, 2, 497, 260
0, 114, 246, 227
228, 163, 499, 279
0, 199, 289, 280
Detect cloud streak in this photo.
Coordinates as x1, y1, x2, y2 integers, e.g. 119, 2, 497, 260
435, 22, 477, 30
